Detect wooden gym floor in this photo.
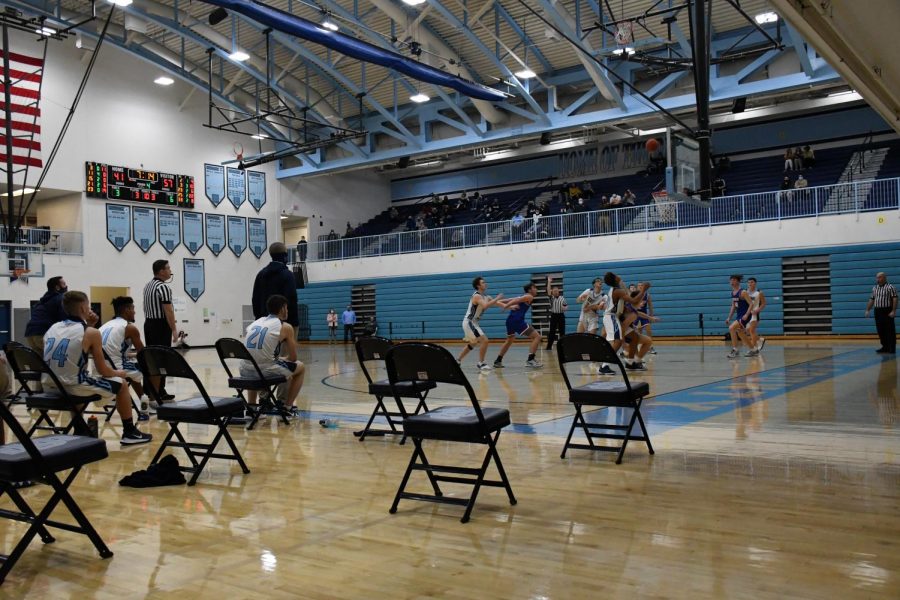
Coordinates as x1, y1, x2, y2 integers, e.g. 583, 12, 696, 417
1, 340, 898, 598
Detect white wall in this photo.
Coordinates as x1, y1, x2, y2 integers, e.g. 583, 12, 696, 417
306, 210, 900, 282
0, 32, 389, 345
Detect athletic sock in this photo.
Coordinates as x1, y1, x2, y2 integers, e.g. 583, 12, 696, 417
495, 356, 503, 363
122, 417, 135, 433
527, 353, 535, 361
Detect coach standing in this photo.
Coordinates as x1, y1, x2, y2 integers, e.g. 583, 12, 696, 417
143, 260, 178, 401
252, 242, 299, 327
865, 272, 897, 354
545, 277, 568, 350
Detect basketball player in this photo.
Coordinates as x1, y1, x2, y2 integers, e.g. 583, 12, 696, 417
603, 272, 652, 370
241, 295, 306, 411
494, 283, 543, 368
457, 276, 505, 371
43, 291, 152, 444
576, 278, 606, 334
99, 296, 148, 418
725, 275, 756, 358
745, 277, 767, 352
630, 283, 657, 354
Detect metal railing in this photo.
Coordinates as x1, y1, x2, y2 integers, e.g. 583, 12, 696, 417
292, 177, 900, 263
0, 228, 83, 255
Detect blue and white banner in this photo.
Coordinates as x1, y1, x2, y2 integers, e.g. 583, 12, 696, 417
182, 211, 204, 255
248, 217, 267, 258
132, 206, 156, 253
247, 170, 266, 212
106, 204, 131, 251
227, 215, 247, 257
183, 258, 205, 302
205, 213, 226, 256
158, 209, 181, 253
204, 163, 226, 207
226, 167, 246, 209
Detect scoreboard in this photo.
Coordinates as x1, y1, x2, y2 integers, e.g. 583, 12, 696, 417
85, 162, 195, 208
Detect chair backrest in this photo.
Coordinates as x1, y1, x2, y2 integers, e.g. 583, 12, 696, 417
354, 336, 393, 384
0, 395, 59, 464
137, 346, 212, 406
385, 342, 486, 422
556, 333, 632, 390
4, 343, 70, 395
214, 337, 264, 380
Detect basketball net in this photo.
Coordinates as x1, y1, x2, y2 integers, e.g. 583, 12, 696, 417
614, 22, 634, 46
11, 268, 30, 283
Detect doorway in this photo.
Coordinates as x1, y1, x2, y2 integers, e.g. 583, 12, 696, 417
90, 286, 130, 326
0, 301, 10, 347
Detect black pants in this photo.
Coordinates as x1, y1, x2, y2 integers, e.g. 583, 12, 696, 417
144, 318, 172, 392
344, 324, 355, 343
546, 313, 566, 349
874, 307, 896, 352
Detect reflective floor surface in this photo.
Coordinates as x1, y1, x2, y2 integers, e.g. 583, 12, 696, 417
1, 340, 898, 598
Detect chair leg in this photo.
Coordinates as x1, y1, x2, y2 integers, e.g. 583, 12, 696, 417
413, 441, 443, 498
634, 404, 654, 455
218, 421, 251, 475
488, 432, 516, 506
150, 423, 180, 466
51, 469, 113, 558
461, 440, 497, 524
1, 483, 55, 544
560, 405, 581, 459
390, 438, 438, 514
615, 409, 642, 465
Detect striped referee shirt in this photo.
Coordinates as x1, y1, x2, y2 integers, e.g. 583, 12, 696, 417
143, 277, 173, 319
871, 283, 897, 308
550, 294, 568, 314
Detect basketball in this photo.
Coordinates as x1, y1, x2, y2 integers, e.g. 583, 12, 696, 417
646, 138, 660, 153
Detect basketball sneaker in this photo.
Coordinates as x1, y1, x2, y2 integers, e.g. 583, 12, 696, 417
598, 365, 615, 375
625, 361, 647, 371
121, 429, 152, 445
744, 349, 759, 357
476, 362, 492, 371
757, 337, 766, 352
525, 359, 543, 368
493, 359, 504, 368
726, 348, 740, 359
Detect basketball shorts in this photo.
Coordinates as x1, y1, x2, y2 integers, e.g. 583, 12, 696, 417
462, 319, 484, 344
240, 359, 297, 380
603, 314, 624, 342
749, 313, 761, 324
579, 311, 599, 331
506, 319, 532, 337
45, 375, 122, 403
111, 357, 142, 383
735, 312, 749, 327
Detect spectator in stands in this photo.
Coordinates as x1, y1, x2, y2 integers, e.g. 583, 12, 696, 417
460, 190, 468, 204
327, 229, 338, 241
713, 177, 727, 197
345, 222, 354, 237
569, 182, 582, 199
582, 181, 593, 199
794, 174, 808, 190
560, 183, 570, 202
609, 194, 623, 207
783, 148, 795, 171
802, 145, 816, 169
779, 175, 793, 204
793, 147, 804, 171
454, 197, 465, 212
389, 206, 400, 222
624, 189, 636, 206
405, 214, 415, 231
296, 236, 308, 262
716, 155, 731, 174
24, 275, 69, 356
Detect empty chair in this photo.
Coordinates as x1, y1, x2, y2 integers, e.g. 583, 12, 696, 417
354, 336, 434, 442
137, 346, 248, 486
3, 342, 37, 407
215, 338, 290, 430
385, 343, 516, 523
0, 396, 112, 584
3, 344, 99, 437
556, 333, 654, 464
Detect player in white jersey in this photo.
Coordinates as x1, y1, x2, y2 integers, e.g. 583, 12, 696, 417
457, 276, 505, 371
241, 294, 306, 410
745, 277, 767, 352
43, 291, 152, 445
576, 278, 606, 334
99, 296, 148, 416
602, 272, 652, 370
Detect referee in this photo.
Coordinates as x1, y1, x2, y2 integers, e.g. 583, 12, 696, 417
865, 271, 897, 354
545, 276, 568, 350
143, 259, 178, 401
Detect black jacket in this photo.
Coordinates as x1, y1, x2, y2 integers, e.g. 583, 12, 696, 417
24, 290, 67, 337
252, 261, 298, 326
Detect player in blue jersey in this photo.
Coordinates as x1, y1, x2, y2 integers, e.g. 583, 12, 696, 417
725, 275, 756, 358
493, 282, 543, 368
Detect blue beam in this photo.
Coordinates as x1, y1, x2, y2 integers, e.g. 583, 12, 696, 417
784, 22, 814, 77
494, 4, 553, 75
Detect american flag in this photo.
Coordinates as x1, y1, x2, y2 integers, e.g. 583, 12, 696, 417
0, 50, 43, 169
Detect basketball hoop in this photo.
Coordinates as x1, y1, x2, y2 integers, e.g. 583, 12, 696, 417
232, 141, 244, 162
12, 268, 30, 282
614, 22, 634, 46
652, 190, 668, 202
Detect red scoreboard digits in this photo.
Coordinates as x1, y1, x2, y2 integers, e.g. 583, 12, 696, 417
85, 162, 195, 208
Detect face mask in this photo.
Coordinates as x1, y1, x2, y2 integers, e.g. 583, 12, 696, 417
59, 286, 68, 293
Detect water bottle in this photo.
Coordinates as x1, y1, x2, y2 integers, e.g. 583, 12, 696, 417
87, 415, 99, 438
318, 418, 339, 429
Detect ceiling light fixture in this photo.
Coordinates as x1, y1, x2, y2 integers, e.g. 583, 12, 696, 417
754, 12, 778, 24
321, 19, 339, 31
107, 0, 134, 6
228, 50, 250, 62
402, 0, 427, 5
154, 76, 174, 86
515, 68, 537, 79
410, 92, 430, 103
35, 26, 55, 37
252, 134, 268, 139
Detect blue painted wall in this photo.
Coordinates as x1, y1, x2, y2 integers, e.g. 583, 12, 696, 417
298, 242, 900, 340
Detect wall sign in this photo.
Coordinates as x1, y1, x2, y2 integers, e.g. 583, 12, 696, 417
158, 209, 181, 253
248, 217, 267, 258
227, 215, 247, 257
247, 170, 266, 212
226, 167, 246, 209
205, 213, 226, 256
183, 258, 205, 302
182, 211, 204, 255
105, 204, 131, 251
204, 163, 226, 207
132, 206, 156, 253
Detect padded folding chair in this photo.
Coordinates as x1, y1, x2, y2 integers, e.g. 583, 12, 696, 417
3, 342, 35, 407
214, 338, 290, 430
354, 336, 435, 443
3, 344, 99, 437
556, 333, 654, 464
385, 343, 516, 523
0, 397, 112, 584
138, 346, 249, 486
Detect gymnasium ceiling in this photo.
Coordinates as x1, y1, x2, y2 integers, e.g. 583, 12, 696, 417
3, 0, 893, 176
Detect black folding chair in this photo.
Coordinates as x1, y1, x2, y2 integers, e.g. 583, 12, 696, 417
0, 397, 112, 584
214, 338, 290, 430
354, 336, 434, 443
138, 346, 249, 486
3, 342, 36, 407
385, 343, 516, 523
3, 344, 99, 437
556, 333, 654, 464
